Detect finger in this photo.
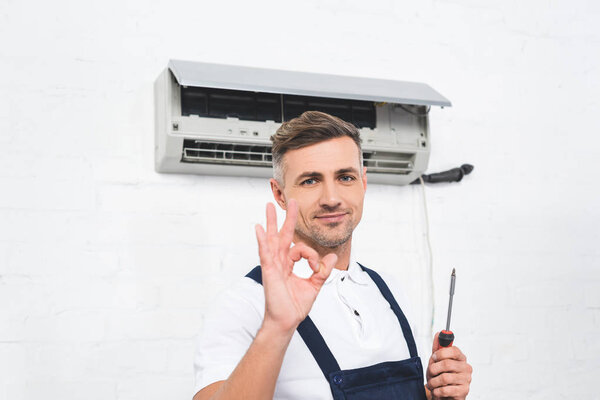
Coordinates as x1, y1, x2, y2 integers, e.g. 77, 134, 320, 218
288, 243, 319, 270
254, 224, 271, 263
279, 199, 298, 251
431, 383, 469, 399
266, 202, 278, 238
300, 243, 321, 273
433, 346, 467, 363
427, 371, 468, 389
432, 331, 440, 353
310, 253, 338, 287
428, 358, 471, 377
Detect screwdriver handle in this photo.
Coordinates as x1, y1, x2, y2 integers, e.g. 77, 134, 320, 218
439, 330, 454, 347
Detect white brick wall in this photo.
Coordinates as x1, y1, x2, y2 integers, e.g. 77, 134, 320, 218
1, 0, 599, 399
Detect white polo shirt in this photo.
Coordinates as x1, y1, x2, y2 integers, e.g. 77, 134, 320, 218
193, 258, 418, 399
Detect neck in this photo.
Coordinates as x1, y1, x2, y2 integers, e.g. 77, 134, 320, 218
293, 234, 352, 271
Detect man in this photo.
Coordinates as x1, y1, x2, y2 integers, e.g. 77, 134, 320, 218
194, 111, 472, 399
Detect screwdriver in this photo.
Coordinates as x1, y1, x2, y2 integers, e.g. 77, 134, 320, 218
439, 268, 456, 347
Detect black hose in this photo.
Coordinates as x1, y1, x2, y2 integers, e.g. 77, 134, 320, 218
410, 164, 474, 185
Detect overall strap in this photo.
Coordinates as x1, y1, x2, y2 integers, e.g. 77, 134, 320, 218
245, 265, 263, 284
357, 263, 419, 358
244, 266, 341, 379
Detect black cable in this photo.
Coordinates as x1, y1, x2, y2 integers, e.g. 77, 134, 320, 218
410, 164, 474, 185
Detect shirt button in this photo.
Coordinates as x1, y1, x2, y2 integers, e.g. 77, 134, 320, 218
333, 375, 343, 385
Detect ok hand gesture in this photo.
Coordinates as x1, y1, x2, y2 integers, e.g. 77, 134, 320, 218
255, 200, 338, 335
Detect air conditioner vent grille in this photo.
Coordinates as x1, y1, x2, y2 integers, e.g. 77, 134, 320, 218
363, 150, 414, 175
182, 139, 273, 167
181, 140, 414, 175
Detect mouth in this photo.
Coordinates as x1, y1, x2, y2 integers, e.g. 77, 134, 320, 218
314, 212, 348, 224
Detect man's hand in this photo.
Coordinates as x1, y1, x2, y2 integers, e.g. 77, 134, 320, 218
194, 200, 337, 400
426, 332, 472, 400
255, 200, 338, 335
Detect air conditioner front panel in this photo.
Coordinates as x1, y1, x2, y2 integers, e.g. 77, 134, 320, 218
169, 60, 452, 107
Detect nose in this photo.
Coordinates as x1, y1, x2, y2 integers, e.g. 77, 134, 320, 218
319, 179, 342, 210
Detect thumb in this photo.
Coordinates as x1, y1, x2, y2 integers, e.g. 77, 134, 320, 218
432, 331, 441, 354
310, 253, 338, 286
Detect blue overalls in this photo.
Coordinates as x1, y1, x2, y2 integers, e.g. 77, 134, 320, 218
246, 263, 427, 400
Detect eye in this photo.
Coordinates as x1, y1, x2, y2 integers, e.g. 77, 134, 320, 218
339, 175, 356, 182
300, 178, 318, 186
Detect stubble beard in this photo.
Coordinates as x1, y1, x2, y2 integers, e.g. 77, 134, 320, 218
295, 218, 355, 249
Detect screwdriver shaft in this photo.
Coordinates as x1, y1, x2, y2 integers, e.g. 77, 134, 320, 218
445, 268, 456, 331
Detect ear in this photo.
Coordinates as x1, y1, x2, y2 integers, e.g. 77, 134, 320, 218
270, 178, 287, 210
361, 166, 368, 191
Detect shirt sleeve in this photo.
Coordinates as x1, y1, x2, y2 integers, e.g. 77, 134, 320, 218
193, 278, 265, 395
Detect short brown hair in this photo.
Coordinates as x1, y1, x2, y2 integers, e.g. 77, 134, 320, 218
270, 111, 363, 184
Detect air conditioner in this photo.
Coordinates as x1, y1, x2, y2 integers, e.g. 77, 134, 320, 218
154, 60, 451, 185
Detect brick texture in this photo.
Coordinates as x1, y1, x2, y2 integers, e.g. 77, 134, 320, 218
1, 0, 599, 399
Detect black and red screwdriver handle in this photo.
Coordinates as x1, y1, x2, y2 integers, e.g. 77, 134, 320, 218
439, 330, 454, 347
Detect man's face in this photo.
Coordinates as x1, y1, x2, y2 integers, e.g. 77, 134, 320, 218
273, 136, 367, 249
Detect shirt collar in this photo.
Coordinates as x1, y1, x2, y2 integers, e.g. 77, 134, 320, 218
323, 254, 370, 286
